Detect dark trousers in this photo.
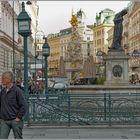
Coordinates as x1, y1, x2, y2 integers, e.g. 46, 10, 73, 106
0, 119, 23, 139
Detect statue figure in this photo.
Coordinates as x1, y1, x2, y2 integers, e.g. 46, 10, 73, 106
77, 9, 86, 19
77, 9, 82, 18
70, 14, 78, 27
110, 8, 128, 50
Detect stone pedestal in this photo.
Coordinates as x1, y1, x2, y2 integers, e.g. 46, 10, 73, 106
104, 50, 129, 86
65, 61, 82, 80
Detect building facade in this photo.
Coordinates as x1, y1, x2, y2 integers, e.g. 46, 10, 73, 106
47, 33, 61, 76
0, 1, 21, 81
123, 0, 140, 77
92, 8, 115, 76
0, 1, 39, 81
92, 8, 115, 63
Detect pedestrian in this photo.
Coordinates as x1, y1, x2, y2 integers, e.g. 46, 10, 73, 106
0, 71, 27, 139
16, 79, 22, 90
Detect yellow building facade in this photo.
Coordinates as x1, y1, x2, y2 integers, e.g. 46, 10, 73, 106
93, 24, 114, 63
47, 28, 72, 77
48, 34, 61, 76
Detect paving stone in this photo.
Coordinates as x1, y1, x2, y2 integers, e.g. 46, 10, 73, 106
8, 127, 140, 139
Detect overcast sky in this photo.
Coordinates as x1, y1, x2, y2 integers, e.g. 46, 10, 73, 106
37, 1, 130, 35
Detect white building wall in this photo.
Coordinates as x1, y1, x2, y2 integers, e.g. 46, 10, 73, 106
0, 1, 21, 78
0, 1, 38, 80
80, 27, 93, 60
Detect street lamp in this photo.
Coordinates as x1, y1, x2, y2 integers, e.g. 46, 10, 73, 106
17, 2, 31, 95
12, 1, 15, 82
42, 37, 50, 96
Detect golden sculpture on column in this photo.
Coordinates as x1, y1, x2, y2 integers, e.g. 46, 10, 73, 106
65, 10, 83, 82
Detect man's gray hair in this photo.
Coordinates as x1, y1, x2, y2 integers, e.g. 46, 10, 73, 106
2, 71, 14, 82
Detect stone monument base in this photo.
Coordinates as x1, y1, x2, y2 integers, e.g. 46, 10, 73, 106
65, 61, 82, 81
68, 85, 140, 94
104, 50, 129, 86
104, 80, 129, 86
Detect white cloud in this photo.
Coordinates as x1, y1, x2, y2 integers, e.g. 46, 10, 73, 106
37, 1, 130, 35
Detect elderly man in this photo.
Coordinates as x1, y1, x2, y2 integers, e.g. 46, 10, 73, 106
0, 71, 27, 139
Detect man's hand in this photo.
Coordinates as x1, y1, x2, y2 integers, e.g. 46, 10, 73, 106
15, 117, 21, 122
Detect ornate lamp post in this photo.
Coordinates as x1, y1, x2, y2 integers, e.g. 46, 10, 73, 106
12, 1, 15, 82
42, 37, 50, 96
17, 2, 31, 95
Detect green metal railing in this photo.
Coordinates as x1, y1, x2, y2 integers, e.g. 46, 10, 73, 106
24, 91, 140, 126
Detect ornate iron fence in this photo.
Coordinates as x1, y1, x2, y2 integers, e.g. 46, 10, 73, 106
24, 91, 140, 126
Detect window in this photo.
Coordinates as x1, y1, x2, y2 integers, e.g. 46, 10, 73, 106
87, 44, 90, 56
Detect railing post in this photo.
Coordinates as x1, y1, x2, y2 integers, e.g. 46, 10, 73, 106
108, 94, 111, 126
33, 99, 36, 122
26, 96, 30, 126
104, 93, 107, 120
68, 94, 71, 127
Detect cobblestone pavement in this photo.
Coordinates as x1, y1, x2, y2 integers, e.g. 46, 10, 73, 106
8, 126, 140, 139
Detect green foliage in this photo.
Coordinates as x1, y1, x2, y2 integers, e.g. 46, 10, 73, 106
96, 76, 106, 85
